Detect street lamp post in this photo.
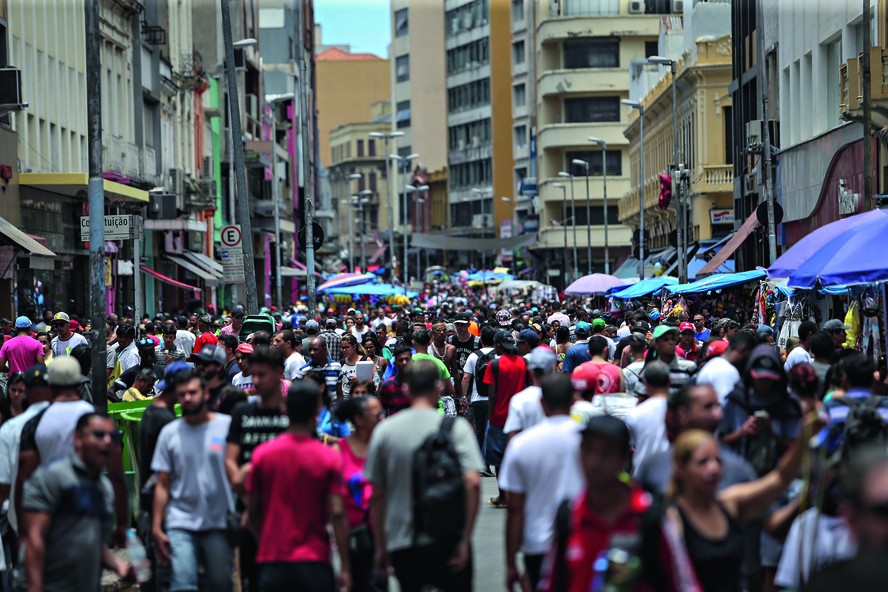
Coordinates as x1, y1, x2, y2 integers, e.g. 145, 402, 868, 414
347, 173, 362, 272
404, 183, 428, 291
587, 137, 609, 275
571, 159, 593, 275
359, 189, 372, 271
649, 55, 685, 283
558, 171, 579, 280
552, 182, 568, 287
416, 196, 426, 281
389, 153, 419, 291
621, 99, 646, 280
501, 196, 517, 267
266, 93, 295, 309
370, 131, 404, 278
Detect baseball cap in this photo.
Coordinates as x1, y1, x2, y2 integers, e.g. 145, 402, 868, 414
236, 343, 254, 355
52, 312, 70, 324
195, 345, 226, 366
495, 309, 512, 327
591, 318, 606, 329
823, 319, 851, 332
582, 414, 631, 452
706, 340, 729, 358
571, 363, 601, 393
679, 322, 695, 333
749, 355, 782, 381
652, 325, 679, 341
22, 364, 48, 388
756, 324, 774, 336
496, 331, 518, 353
305, 320, 319, 331
527, 346, 557, 372
454, 312, 471, 324
230, 305, 245, 318
575, 321, 591, 336
46, 356, 89, 387
14, 316, 31, 329
518, 329, 540, 347
325, 318, 338, 327
68, 320, 82, 332
648, 310, 661, 321
163, 361, 191, 382
198, 314, 212, 324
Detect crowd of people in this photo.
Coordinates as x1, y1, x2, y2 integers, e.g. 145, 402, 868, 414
0, 297, 887, 591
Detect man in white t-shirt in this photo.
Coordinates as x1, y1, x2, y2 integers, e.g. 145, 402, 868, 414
231, 343, 255, 391
500, 373, 584, 591
461, 326, 496, 452
49, 312, 88, 358
545, 302, 570, 329
624, 360, 671, 475
272, 329, 306, 381
114, 324, 140, 373
784, 320, 818, 373
775, 507, 856, 589
349, 312, 371, 339
696, 331, 756, 404
504, 347, 557, 437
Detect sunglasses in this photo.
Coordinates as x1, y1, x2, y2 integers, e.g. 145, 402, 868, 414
91, 430, 123, 444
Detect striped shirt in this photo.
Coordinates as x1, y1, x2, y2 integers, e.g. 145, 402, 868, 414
294, 358, 342, 402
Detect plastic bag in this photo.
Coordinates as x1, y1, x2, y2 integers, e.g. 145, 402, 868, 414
844, 301, 860, 349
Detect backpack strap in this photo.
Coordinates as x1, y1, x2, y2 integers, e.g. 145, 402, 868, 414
440, 415, 456, 435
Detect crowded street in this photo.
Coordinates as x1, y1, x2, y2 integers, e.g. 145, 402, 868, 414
4, 0, 888, 591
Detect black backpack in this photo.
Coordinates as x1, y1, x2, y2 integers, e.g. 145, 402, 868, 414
473, 349, 497, 398
829, 396, 888, 460
412, 416, 466, 548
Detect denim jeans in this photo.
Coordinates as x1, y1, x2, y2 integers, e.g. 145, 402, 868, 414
257, 562, 335, 592
167, 528, 233, 592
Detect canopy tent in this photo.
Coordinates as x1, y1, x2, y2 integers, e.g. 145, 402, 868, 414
325, 283, 418, 298
317, 272, 376, 293
769, 209, 888, 278
495, 279, 546, 291
466, 270, 515, 283
609, 276, 678, 299
565, 274, 626, 295
787, 212, 888, 288
666, 269, 767, 295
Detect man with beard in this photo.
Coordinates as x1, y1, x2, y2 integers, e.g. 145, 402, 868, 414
429, 322, 457, 388
194, 345, 230, 411
155, 323, 187, 377
448, 313, 480, 398
350, 312, 371, 340
151, 370, 234, 592
113, 338, 158, 399
220, 306, 245, 338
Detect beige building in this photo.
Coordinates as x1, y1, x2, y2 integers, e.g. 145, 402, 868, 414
531, 0, 661, 276
315, 46, 390, 168
329, 119, 392, 270
620, 36, 735, 254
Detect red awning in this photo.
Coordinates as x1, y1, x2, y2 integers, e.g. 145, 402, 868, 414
368, 244, 387, 264
140, 264, 202, 292
698, 212, 761, 275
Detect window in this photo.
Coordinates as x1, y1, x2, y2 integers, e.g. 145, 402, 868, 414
446, 0, 489, 37
511, 0, 524, 22
564, 97, 620, 123
447, 38, 490, 74
396, 55, 410, 82
357, 140, 364, 157
512, 40, 525, 65
450, 158, 492, 189
368, 139, 376, 156
396, 100, 411, 129
449, 118, 491, 151
0, 19, 7, 67
645, 41, 658, 58
563, 0, 618, 16
513, 83, 526, 108
570, 205, 620, 225
395, 8, 409, 37
564, 38, 619, 69
448, 79, 490, 112
566, 150, 622, 177
370, 173, 377, 191
514, 125, 527, 149
358, 176, 366, 191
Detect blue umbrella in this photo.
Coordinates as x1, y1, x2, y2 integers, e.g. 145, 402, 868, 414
610, 276, 678, 299
788, 214, 888, 288
667, 269, 767, 295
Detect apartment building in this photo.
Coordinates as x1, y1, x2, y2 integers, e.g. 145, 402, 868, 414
510, 0, 535, 230
531, 0, 661, 277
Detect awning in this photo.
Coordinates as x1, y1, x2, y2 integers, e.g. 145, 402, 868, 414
666, 269, 767, 295
181, 250, 224, 277
166, 255, 221, 286
0, 216, 56, 257
698, 213, 760, 276
144, 219, 207, 232
19, 172, 149, 203
368, 245, 387, 264
140, 264, 201, 292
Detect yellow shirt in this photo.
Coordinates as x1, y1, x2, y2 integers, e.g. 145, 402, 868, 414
122, 387, 149, 402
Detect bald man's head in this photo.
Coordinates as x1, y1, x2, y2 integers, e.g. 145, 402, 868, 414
308, 337, 328, 365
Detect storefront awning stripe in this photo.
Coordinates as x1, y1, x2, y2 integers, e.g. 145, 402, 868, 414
181, 250, 224, 276
166, 255, 220, 285
19, 172, 149, 203
698, 213, 760, 276
140, 264, 201, 292
0, 216, 56, 257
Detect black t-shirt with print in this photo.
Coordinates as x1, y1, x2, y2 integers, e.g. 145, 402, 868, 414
449, 334, 481, 374
225, 400, 289, 465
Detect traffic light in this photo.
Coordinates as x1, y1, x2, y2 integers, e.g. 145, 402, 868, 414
658, 173, 672, 210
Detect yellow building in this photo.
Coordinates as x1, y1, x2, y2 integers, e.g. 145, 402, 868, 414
329, 120, 392, 270
316, 47, 390, 168
620, 35, 735, 254
531, 0, 661, 276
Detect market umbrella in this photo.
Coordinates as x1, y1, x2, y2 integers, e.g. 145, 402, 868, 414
564, 273, 626, 295
787, 213, 888, 288
768, 209, 888, 278
610, 276, 678, 299
317, 272, 375, 293
667, 269, 767, 295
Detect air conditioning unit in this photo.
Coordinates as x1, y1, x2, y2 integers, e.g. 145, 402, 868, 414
671, 0, 684, 14
168, 168, 184, 200
628, 0, 645, 14
746, 120, 763, 146
156, 193, 178, 219
0, 68, 23, 108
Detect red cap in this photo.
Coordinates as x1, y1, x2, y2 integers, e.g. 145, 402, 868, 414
705, 340, 728, 358
679, 322, 695, 333
571, 363, 601, 393
235, 343, 254, 355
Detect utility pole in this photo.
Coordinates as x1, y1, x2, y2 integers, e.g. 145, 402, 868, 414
86, 0, 107, 411
294, 0, 316, 317
863, 0, 873, 209
758, 0, 777, 263
221, 0, 258, 313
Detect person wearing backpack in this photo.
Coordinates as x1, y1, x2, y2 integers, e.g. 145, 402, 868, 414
460, 326, 497, 451
824, 352, 888, 451
365, 359, 484, 592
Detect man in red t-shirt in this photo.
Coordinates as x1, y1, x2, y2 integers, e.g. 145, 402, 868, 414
247, 381, 351, 591
483, 330, 529, 507
191, 315, 218, 359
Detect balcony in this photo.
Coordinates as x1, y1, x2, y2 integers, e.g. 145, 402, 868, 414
537, 15, 659, 46
692, 165, 733, 195
538, 69, 630, 98
617, 175, 661, 222
103, 136, 142, 181
840, 47, 888, 116
537, 123, 628, 152
144, 146, 158, 185
538, 177, 631, 207
535, 224, 632, 249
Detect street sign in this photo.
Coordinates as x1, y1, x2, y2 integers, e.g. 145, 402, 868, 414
80, 215, 143, 241
297, 222, 325, 252
220, 225, 246, 284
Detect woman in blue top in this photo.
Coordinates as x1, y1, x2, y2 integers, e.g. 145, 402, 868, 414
304, 368, 350, 444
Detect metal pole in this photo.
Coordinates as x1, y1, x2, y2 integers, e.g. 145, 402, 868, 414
639, 109, 645, 280
561, 186, 568, 287
359, 198, 366, 271
221, 0, 259, 313
292, 4, 316, 317
670, 63, 685, 283
385, 140, 395, 279
401, 161, 409, 295
600, 145, 609, 275
584, 168, 591, 275
348, 197, 355, 272
757, 0, 777, 263
226, 94, 239, 306
86, 0, 107, 410
569, 176, 578, 279
271, 114, 283, 308
134, 214, 142, 326
864, 0, 874, 210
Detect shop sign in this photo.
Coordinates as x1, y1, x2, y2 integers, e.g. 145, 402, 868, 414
838, 179, 859, 217
80, 215, 143, 241
710, 209, 734, 224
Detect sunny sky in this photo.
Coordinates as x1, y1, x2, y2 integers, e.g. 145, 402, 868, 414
314, 0, 392, 58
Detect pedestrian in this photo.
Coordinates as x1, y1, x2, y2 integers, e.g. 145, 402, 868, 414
501, 373, 583, 591
366, 359, 484, 592
318, 318, 343, 361
220, 306, 245, 337
192, 314, 219, 356
377, 344, 413, 416
448, 312, 480, 398
156, 323, 187, 377
696, 330, 756, 404
23, 413, 133, 590
217, 334, 240, 382
122, 368, 156, 401
640, 325, 697, 397
48, 312, 88, 358
623, 360, 671, 474
360, 333, 389, 381
272, 329, 306, 381
560, 321, 591, 373
503, 346, 557, 437
114, 324, 140, 373
0, 317, 43, 375
231, 343, 255, 392
294, 337, 341, 403
192, 345, 229, 411
483, 330, 529, 508
677, 322, 702, 362
247, 381, 351, 592
461, 326, 497, 450
338, 334, 373, 401
570, 335, 624, 395
114, 338, 159, 398
151, 369, 234, 592
784, 320, 818, 372
175, 316, 196, 358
